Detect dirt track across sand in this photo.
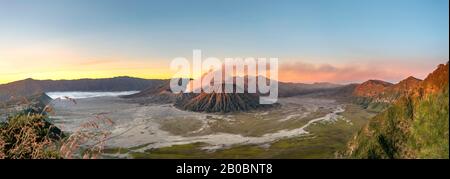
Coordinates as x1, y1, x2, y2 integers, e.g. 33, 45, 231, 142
51, 95, 344, 154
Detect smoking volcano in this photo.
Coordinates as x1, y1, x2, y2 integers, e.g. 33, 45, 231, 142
174, 83, 275, 113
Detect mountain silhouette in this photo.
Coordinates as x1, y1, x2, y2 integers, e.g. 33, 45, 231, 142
0, 77, 165, 101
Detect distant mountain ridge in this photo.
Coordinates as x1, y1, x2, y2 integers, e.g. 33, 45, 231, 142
0, 76, 166, 101
390, 76, 422, 93
123, 75, 349, 109
122, 79, 189, 104
353, 80, 394, 98
353, 76, 423, 112
354, 77, 422, 99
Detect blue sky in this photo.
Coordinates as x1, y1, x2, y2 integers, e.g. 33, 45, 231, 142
0, 0, 448, 83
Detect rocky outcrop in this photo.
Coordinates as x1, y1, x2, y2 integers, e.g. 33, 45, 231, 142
0, 93, 52, 122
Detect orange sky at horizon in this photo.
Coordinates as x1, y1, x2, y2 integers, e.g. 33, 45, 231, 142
0, 45, 172, 84
0, 41, 443, 85
1, 0, 447, 85
0, 57, 441, 85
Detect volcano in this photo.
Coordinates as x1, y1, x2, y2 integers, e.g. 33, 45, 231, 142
174, 84, 274, 113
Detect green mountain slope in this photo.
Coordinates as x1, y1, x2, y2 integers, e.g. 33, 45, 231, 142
346, 63, 449, 159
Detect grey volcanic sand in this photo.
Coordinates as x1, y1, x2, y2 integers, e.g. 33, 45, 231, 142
50, 95, 345, 153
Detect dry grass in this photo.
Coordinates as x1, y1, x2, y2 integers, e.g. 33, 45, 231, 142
0, 135, 5, 159
0, 95, 115, 159
0, 114, 61, 159
59, 112, 114, 159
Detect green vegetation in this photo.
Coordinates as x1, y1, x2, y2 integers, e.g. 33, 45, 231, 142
410, 89, 449, 158
353, 97, 390, 113
103, 104, 373, 159
157, 106, 334, 138
159, 118, 204, 136
347, 88, 449, 159
198, 110, 328, 137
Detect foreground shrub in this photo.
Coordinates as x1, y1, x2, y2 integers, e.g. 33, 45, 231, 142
0, 113, 63, 159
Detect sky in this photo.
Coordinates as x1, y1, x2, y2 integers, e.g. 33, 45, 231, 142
0, 0, 448, 84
